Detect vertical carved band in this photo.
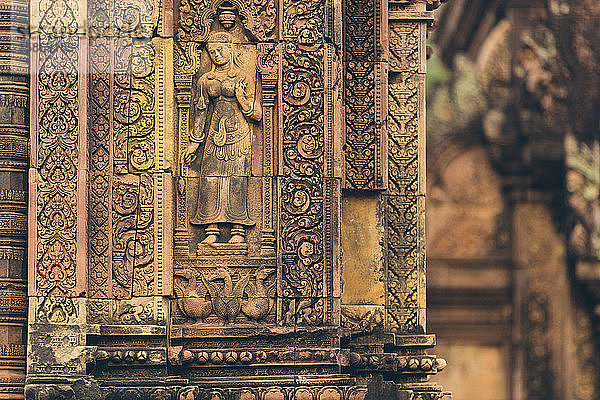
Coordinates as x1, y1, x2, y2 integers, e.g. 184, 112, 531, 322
0, 0, 28, 393
87, 0, 160, 298
112, 39, 157, 298
278, 0, 341, 325
126, 41, 156, 174
32, 0, 83, 297
279, 42, 326, 325
343, 0, 387, 189
384, 6, 429, 334
88, 34, 112, 298
258, 43, 278, 255
173, 46, 192, 258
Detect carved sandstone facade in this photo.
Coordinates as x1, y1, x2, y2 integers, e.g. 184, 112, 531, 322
3, 0, 449, 399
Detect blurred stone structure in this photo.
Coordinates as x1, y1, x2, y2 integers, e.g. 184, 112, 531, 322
0, 0, 455, 398
426, 1, 600, 399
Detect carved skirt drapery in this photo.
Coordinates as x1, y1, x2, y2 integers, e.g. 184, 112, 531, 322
189, 75, 254, 227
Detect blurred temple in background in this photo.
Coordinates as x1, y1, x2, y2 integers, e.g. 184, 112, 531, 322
426, 0, 600, 399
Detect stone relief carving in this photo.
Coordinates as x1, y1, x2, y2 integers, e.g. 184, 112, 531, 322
174, 3, 270, 257
174, 269, 213, 321
174, 267, 276, 324
88, 35, 111, 298
23, 0, 449, 395
204, 267, 250, 322
35, 297, 78, 324
182, 32, 261, 246
385, 67, 425, 333
343, 0, 386, 190
177, 0, 277, 42
36, 29, 80, 296
241, 267, 275, 320
112, 175, 155, 298
86, 298, 166, 325
341, 307, 384, 334
86, 0, 167, 299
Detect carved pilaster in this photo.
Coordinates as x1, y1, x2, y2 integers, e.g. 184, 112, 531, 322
344, 0, 450, 397
384, 0, 428, 337
0, 0, 28, 396
257, 42, 277, 255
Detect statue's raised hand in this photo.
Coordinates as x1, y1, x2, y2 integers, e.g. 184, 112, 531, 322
234, 78, 248, 103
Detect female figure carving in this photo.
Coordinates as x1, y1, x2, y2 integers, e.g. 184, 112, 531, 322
182, 32, 261, 244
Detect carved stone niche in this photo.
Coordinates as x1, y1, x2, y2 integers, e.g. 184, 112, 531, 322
177, 36, 263, 256
172, 0, 280, 334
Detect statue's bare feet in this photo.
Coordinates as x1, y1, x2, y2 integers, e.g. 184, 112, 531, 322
201, 234, 219, 244
229, 224, 245, 244
228, 234, 245, 244
201, 224, 220, 244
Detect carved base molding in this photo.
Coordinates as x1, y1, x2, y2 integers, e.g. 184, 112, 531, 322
25, 381, 366, 400
24, 380, 451, 400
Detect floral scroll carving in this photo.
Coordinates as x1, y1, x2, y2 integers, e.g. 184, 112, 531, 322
39, 0, 79, 34
388, 23, 420, 73
279, 180, 324, 298
87, 0, 161, 297
279, 43, 326, 319
277, 40, 341, 327
282, 0, 325, 43
343, 0, 386, 189
281, 44, 325, 177
36, 28, 79, 296
112, 176, 155, 298
122, 41, 156, 174
177, 0, 277, 42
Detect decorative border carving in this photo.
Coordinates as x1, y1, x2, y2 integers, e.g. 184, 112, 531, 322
257, 42, 278, 254
384, 13, 428, 334
34, 26, 80, 296
88, 35, 112, 298
282, 0, 325, 43
176, 0, 277, 42
343, 0, 387, 190
111, 174, 155, 298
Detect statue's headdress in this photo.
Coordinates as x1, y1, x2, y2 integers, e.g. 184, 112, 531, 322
208, 31, 233, 44
207, 32, 240, 78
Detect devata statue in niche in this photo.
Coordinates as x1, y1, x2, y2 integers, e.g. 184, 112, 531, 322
182, 32, 261, 245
